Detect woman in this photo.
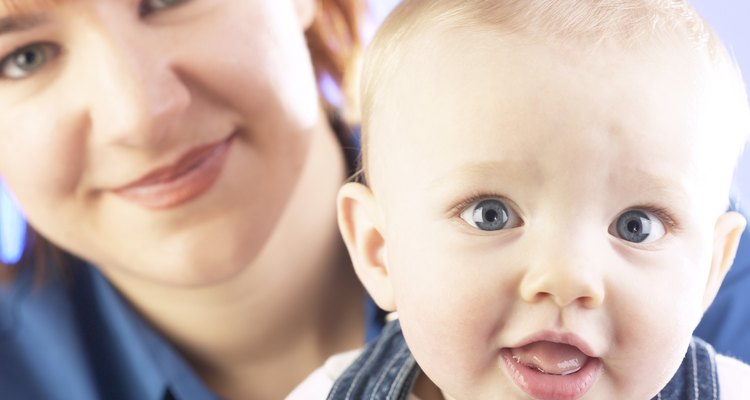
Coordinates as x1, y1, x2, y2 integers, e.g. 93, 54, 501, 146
0, 0, 367, 398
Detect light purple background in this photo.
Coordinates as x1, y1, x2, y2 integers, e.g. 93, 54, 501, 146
368, 0, 750, 205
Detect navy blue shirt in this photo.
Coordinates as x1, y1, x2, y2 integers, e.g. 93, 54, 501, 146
0, 260, 218, 400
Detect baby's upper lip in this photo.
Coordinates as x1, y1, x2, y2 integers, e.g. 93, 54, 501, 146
112, 135, 233, 191
508, 330, 598, 358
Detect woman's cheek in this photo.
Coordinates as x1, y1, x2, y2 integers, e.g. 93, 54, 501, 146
0, 108, 85, 214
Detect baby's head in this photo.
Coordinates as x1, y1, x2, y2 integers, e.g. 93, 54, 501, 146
338, 0, 750, 399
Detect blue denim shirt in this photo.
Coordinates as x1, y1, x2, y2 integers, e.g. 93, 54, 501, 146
328, 320, 720, 400
0, 260, 218, 400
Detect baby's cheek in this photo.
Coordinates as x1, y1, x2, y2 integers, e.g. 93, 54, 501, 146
401, 308, 509, 400
605, 285, 695, 394
397, 281, 502, 384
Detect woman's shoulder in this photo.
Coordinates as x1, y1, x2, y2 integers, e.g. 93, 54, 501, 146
717, 354, 750, 399
1, 260, 67, 335
0, 261, 95, 397
0, 261, 201, 399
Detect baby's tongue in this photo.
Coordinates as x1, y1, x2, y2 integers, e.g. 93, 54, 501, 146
510, 342, 588, 375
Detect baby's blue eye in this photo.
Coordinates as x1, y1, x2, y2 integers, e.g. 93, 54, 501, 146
140, 0, 188, 14
460, 199, 520, 231
0, 43, 58, 80
612, 210, 666, 243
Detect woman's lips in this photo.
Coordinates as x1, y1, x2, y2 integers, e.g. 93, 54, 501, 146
500, 336, 602, 400
112, 135, 235, 209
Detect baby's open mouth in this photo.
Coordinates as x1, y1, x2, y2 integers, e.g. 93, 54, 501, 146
501, 340, 602, 400
510, 341, 587, 375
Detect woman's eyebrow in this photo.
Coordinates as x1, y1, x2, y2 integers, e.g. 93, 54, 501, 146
0, 14, 49, 35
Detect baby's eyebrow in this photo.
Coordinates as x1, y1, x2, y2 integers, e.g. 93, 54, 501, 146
0, 14, 49, 35
424, 160, 544, 191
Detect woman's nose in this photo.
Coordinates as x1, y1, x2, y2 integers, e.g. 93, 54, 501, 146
82, 25, 191, 149
518, 233, 606, 309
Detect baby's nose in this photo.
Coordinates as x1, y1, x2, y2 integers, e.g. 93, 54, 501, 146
518, 238, 606, 309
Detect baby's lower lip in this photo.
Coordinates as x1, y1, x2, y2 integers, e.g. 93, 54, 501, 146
500, 348, 602, 400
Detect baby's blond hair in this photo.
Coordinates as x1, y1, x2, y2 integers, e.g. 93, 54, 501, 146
359, 0, 750, 186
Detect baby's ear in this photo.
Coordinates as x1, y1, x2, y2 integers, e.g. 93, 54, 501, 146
703, 211, 747, 310
337, 182, 396, 311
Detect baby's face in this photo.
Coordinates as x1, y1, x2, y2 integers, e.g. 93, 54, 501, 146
364, 29, 744, 399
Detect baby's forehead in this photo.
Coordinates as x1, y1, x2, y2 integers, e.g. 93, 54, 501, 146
366, 15, 737, 138
376, 25, 728, 129
362, 0, 742, 120
365, 29, 746, 197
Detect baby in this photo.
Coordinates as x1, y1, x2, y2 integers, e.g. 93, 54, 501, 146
289, 0, 750, 399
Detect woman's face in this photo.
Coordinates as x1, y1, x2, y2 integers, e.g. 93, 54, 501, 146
0, 0, 323, 285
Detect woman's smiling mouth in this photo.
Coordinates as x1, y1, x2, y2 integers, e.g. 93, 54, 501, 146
112, 134, 236, 209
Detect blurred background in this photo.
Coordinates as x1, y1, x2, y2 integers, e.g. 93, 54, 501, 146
1, 1, 749, 263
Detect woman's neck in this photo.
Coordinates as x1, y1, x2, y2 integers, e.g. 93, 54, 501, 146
103, 116, 366, 399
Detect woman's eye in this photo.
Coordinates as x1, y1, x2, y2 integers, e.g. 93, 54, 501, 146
459, 198, 521, 231
611, 209, 666, 244
0, 43, 59, 80
140, 0, 189, 15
